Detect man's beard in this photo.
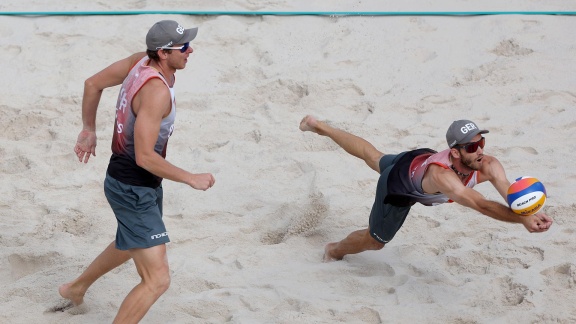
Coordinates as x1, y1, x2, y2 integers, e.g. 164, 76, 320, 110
461, 154, 481, 171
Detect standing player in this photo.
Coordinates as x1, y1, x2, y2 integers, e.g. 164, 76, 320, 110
56, 20, 215, 323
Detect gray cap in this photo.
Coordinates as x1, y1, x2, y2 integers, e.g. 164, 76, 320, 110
446, 120, 489, 148
146, 20, 198, 51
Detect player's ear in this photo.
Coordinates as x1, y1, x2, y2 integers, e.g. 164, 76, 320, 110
157, 49, 170, 60
450, 147, 461, 159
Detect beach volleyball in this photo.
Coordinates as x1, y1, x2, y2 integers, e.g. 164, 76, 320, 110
506, 177, 547, 216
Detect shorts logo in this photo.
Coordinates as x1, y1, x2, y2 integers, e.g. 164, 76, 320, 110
151, 232, 168, 240
371, 232, 388, 244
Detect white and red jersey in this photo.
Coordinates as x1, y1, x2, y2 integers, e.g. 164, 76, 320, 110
408, 149, 479, 205
107, 56, 176, 188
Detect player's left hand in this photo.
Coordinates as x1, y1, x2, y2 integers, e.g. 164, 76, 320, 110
74, 129, 97, 163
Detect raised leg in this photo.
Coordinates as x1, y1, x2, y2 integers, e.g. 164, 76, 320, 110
300, 115, 384, 173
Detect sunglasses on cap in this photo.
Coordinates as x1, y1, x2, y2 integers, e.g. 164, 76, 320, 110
455, 137, 485, 153
156, 42, 190, 53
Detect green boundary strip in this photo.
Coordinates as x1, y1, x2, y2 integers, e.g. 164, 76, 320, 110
1, 11, 576, 17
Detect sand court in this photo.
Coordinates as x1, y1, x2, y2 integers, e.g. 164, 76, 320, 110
1, 1, 575, 323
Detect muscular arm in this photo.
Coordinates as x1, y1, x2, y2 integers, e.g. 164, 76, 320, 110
75, 52, 147, 163
425, 163, 552, 232
479, 155, 553, 232
476, 155, 510, 200
132, 79, 215, 190
81, 52, 146, 131
428, 165, 521, 222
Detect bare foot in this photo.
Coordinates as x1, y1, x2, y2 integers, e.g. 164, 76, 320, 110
45, 299, 89, 315
45, 282, 89, 314
58, 282, 84, 306
322, 242, 342, 262
299, 115, 319, 133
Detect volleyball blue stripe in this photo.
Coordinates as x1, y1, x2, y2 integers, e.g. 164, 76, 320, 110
507, 181, 546, 206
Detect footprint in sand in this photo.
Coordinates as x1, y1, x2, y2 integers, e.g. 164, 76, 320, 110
45, 299, 89, 315
8, 252, 61, 280
493, 276, 531, 306
540, 263, 576, 288
491, 39, 534, 57
0, 156, 31, 174
500, 146, 539, 156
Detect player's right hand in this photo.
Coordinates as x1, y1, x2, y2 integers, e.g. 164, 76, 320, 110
74, 129, 97, 163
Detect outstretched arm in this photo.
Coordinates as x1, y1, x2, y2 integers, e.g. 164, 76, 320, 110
427, 164, 552, 233
74, 52, 147, 163
480, 156, 554, 232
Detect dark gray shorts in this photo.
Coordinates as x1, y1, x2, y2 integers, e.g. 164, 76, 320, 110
369, 153, 412, 244
104, 173, 169, 250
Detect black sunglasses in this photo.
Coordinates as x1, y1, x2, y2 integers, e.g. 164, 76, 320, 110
456, 137, 485, 153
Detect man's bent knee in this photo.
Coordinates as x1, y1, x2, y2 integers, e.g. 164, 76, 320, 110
158, 275, 170, 296
136, 258, 171, 297
145, 270, 171, 297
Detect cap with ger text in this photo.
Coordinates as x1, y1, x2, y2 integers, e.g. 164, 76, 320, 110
446, 120, 489, 148
146, 20, 198, 50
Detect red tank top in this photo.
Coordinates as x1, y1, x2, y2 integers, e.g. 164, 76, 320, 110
107, 56, 176, 188
408, 149, 479, 205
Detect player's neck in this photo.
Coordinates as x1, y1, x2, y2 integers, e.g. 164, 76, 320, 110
150, 60, 175, 87
449, 156, 471, 178
450, 164, 470, 178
